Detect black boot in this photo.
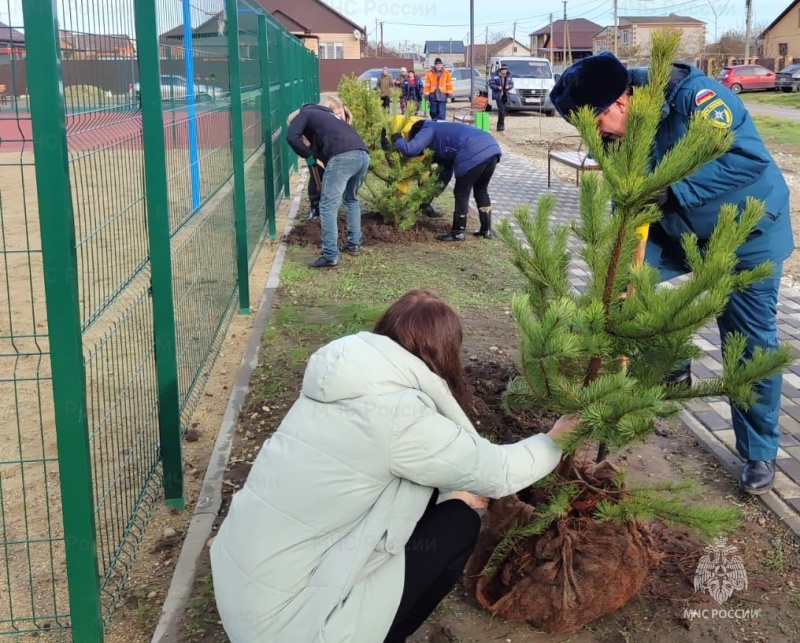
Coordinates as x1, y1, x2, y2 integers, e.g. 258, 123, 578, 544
472, 211, 494, 239
437, 213, 466, 242
740, 459, 776, 495
663, 362, 692, 389
421, 203, 442, 218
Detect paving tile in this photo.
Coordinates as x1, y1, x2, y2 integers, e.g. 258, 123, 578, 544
780, 433, 800, 448
777, 458, 800, 485
497, 150, 800, 532
695, 410, 729, 431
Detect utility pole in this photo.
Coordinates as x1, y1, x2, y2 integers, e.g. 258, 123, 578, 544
744, 0, 753, 62
512, 21, 517, 52
380, 21, 384, 58
613, 0, 618, 56
374, 18, 378, 55
549, 13, 554, 65
563, 1, 572, 67
484, 25, 489, 75
469, 0, 475, 99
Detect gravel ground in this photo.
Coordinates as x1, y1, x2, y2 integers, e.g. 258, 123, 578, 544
489, 109, 800, 283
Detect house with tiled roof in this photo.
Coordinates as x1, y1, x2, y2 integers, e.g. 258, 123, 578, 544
529, 18, 602, 64
760, 0, 800, 60
160, 0, 366, 60
593, 14, 706, 61
465, 38, 531, 70
58, 30, 136, 59
423, 40, 466, 67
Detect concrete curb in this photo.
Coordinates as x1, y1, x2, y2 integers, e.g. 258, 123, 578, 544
150, 174, 306, 643
680, 409, 800, 541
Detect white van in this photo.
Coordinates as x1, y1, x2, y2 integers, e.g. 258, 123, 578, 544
487, 56, 557, 116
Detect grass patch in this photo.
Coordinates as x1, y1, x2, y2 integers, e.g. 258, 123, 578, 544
742, 91, 800, 108
184, 574, 218, 640
247, 239, 524, 418
280, 241, 524, 314
752, 115, 800, 153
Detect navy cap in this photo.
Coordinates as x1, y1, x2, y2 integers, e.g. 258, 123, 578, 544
549, 51, 629, 119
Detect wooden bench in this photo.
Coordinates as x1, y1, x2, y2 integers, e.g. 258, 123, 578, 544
547, 135, 601, 188
452, 94, 488, 127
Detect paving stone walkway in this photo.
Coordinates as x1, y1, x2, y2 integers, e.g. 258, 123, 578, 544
490, 150, 800, 536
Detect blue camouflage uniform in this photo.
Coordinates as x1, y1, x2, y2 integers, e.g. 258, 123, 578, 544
631, 64, 792, 461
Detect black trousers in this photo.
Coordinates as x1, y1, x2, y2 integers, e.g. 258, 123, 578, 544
497, 94, 507, 127
383, 496, 481, 643
451, 156, 499, 232
381, 95, 391, 110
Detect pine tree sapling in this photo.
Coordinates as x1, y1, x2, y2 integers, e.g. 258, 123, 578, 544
337, 76, 441, 230
465, 31, 795, 634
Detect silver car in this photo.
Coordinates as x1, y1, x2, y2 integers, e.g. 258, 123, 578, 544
450, 68, 487, 101
357, 68, 403, 90
131, 74, 225, 103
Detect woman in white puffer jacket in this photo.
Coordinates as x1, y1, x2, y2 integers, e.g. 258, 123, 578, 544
211, 289, 578, 643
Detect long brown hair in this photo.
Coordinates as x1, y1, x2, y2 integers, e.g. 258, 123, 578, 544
374, 290, 470, 411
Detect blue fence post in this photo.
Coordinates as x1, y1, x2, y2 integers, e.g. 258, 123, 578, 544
183, 0, 201, 210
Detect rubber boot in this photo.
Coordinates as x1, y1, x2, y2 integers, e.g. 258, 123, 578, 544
437, 213, 467, 242
472, 210, 494, 239
421, 203, 442, 218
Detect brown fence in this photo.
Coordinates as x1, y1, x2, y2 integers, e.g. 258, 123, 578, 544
319, 57, 414, 92
0, 58, 267, 97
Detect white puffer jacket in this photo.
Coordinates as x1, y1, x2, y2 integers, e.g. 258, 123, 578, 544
210, 331, 562, 643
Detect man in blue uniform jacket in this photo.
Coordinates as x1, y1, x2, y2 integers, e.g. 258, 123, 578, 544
392, 120, 502, 241
550, 52, 794, 495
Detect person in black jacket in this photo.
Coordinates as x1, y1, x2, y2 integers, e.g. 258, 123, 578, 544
287, 103, 370, 268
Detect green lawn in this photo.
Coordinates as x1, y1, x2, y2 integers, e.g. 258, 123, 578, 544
741, 90, 800, 108
752, 115, 800, 153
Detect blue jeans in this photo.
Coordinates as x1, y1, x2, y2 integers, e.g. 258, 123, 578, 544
648, 240, 783, 461
318, 150, 370, 261
430, 100, 447, 121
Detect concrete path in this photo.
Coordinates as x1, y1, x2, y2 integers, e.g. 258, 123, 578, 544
490, 150, 800, 538
744, 101, 800, 121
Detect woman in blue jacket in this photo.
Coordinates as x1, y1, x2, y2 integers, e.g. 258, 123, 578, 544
400, 70, 424, 114
550, 52, 794, 496
392, 120, 502, 241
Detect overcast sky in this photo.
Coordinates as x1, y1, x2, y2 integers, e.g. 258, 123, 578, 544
322, 0, 788, 51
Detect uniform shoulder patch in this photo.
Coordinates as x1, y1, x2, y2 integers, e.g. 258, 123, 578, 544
700, 97, 733, 129
695, 89, 716, 106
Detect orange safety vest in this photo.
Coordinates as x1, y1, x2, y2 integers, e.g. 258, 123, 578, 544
424, 69, 453, 97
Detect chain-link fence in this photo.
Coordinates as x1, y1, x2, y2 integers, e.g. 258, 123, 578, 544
0, 0, 317, 639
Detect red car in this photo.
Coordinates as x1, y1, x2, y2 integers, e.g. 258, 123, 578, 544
716, 64, 776, 94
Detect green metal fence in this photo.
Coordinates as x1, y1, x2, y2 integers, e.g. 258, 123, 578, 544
0, 0, 317, 639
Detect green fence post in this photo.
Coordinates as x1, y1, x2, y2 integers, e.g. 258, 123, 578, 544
280, 33, 291, 198
259, 15, 278, 240
21, 1, 104, 639
289, 36, 299, 174
134, 0, 184, 507
226, 0, 251, 314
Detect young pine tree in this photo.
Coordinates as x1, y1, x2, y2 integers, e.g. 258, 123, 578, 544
337, 76, 441, 230
465, 31, 795, 633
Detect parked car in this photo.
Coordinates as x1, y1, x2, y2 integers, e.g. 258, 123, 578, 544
775, 63, 800, 92
131, 74, 225, 103
450, 68, 488, 101
357, 68, 403, 90
716, 65, 776, 94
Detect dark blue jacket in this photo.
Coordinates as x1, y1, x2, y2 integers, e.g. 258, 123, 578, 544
286, 104, 367, 164
401, 77, 423, 103
394, 121, 501, 180
489, 71, 514, 102
633, 65, 793, 268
